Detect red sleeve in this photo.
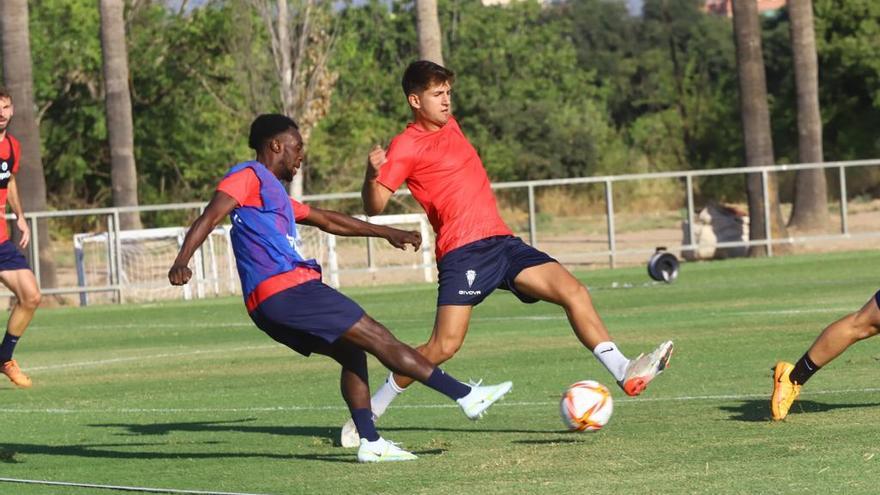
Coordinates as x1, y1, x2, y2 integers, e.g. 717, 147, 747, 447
290, 198, 311, 221
376, 134, 416, 191
216, 168, 262, 207
11, 136, 20, 174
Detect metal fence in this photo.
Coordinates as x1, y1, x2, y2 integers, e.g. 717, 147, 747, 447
7, 158, 880, 305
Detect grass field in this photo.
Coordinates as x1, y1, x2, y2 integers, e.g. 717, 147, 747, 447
2, 250, 880, 494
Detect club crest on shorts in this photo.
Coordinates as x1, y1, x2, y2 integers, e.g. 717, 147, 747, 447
458, 269, 481, 296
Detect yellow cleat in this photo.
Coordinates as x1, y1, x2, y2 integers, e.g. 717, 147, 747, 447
771, 361, 800, 421
1, 359, 32, 388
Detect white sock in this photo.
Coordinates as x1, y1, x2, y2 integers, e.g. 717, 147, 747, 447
593, 341, 629, 382
370, 372, 406, 418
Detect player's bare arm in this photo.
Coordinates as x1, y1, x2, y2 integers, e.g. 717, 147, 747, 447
5, 175, 29, 249
168, 191, 238, 285
300, 206, 421, 251
361, 145, 394, 216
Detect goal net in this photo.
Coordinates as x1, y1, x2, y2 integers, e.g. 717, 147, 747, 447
72, 213, 432, 305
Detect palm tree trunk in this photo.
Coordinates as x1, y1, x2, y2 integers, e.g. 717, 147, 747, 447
99, 0, 143, 230
0, 0, 57, 290
787, 0, 828, 231
731, 0, 787, 256
416, 0, 444, 65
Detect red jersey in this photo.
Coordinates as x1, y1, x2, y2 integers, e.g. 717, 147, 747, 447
377, 116, 511, 260
0, 134, 22, 244
217, 167, 321, 312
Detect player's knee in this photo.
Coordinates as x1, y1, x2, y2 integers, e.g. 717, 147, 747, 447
559, 282, 589, 308
851, 309, 880, 341
854, 321, 880, 341
427, 336, 463, 362
19, 290, 41, 310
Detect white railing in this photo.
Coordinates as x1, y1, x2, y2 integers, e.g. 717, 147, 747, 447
7, 158, 880, 304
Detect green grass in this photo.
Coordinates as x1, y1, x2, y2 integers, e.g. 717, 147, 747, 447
2, 251, 880, 494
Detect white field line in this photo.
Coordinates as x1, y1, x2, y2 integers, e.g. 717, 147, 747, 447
0, 477, 271, 495
25, 345, 279, 372
1, 387, 878, 415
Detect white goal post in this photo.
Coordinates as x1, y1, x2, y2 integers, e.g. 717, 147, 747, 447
72, 213, 433, 305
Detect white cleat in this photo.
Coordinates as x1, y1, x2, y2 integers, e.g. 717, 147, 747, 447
617, 340, 674, 397
457, 380, 513, 420
357, 437, 418, 463
340, 417, 365, 448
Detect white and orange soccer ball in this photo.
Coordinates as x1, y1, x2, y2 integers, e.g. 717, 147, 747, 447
559, 380, 614, 432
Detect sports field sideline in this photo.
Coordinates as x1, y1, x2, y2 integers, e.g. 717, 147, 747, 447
1, 250, 879, 494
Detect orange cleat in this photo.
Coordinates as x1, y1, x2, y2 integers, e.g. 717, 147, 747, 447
1, 359, 32, 388
618, 341, 674, 397
770, 361, 800, 421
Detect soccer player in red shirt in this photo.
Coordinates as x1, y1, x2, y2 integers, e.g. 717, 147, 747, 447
0, 88, 42, 389
771, 291, 880, 420
341, 61, 674, 447
169, 114, 512, 462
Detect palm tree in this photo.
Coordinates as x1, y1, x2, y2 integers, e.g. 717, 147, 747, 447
0, 0, 57, 289
99, 0, 142, 230
731, 0, 788, 256
787, 0, 828, 231
416, 0, 444, 65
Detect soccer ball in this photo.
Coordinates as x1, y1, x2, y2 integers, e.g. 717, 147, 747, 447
560, 380, 614, 432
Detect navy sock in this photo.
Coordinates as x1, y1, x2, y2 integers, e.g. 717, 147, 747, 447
789, 353, 821, 385
0, 332, 19, 363
350, 408, 379, 442
424, 368, 471, 400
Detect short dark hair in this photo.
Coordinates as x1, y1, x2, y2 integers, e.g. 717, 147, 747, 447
248, 114, 299, 150
401, 60, 455, 97
0, 87, 11, 102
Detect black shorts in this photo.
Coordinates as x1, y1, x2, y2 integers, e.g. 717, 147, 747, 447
249, 280, 365, 356
0, 240, 30, 271
436, 235, 556, 306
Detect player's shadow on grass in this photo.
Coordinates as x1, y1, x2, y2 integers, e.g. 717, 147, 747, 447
292, 448, 446, 463
374, 425, 555, 435
512, 437, 582, 445
720, 399, 880, 422
89, 419, 554, 445
90, 418, 337, 443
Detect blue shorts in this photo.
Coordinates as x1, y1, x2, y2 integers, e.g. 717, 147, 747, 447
437, 235, 556, 306
248, 280, 366, 356
0, 240, 30, 271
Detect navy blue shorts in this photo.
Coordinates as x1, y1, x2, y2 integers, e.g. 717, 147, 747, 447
248, 280, 366, 357
437, 235, 556, 306
0, 240, 30, 271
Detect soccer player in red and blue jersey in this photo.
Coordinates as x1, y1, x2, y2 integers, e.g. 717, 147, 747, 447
771, 291, 880, 420
342, 61, 675, 446
169, 114, 512, 462
0, 88, 42, 389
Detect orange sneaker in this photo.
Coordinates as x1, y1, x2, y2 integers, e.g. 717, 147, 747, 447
1, 359, 32, 388
771, 361, 800, 421
618, 341, 674, 396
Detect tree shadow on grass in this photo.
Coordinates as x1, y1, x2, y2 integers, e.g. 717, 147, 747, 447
91, 418, 335, 439
0, 442, 447, 464
719, 399, 880, 422
0, 441, 295, 461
